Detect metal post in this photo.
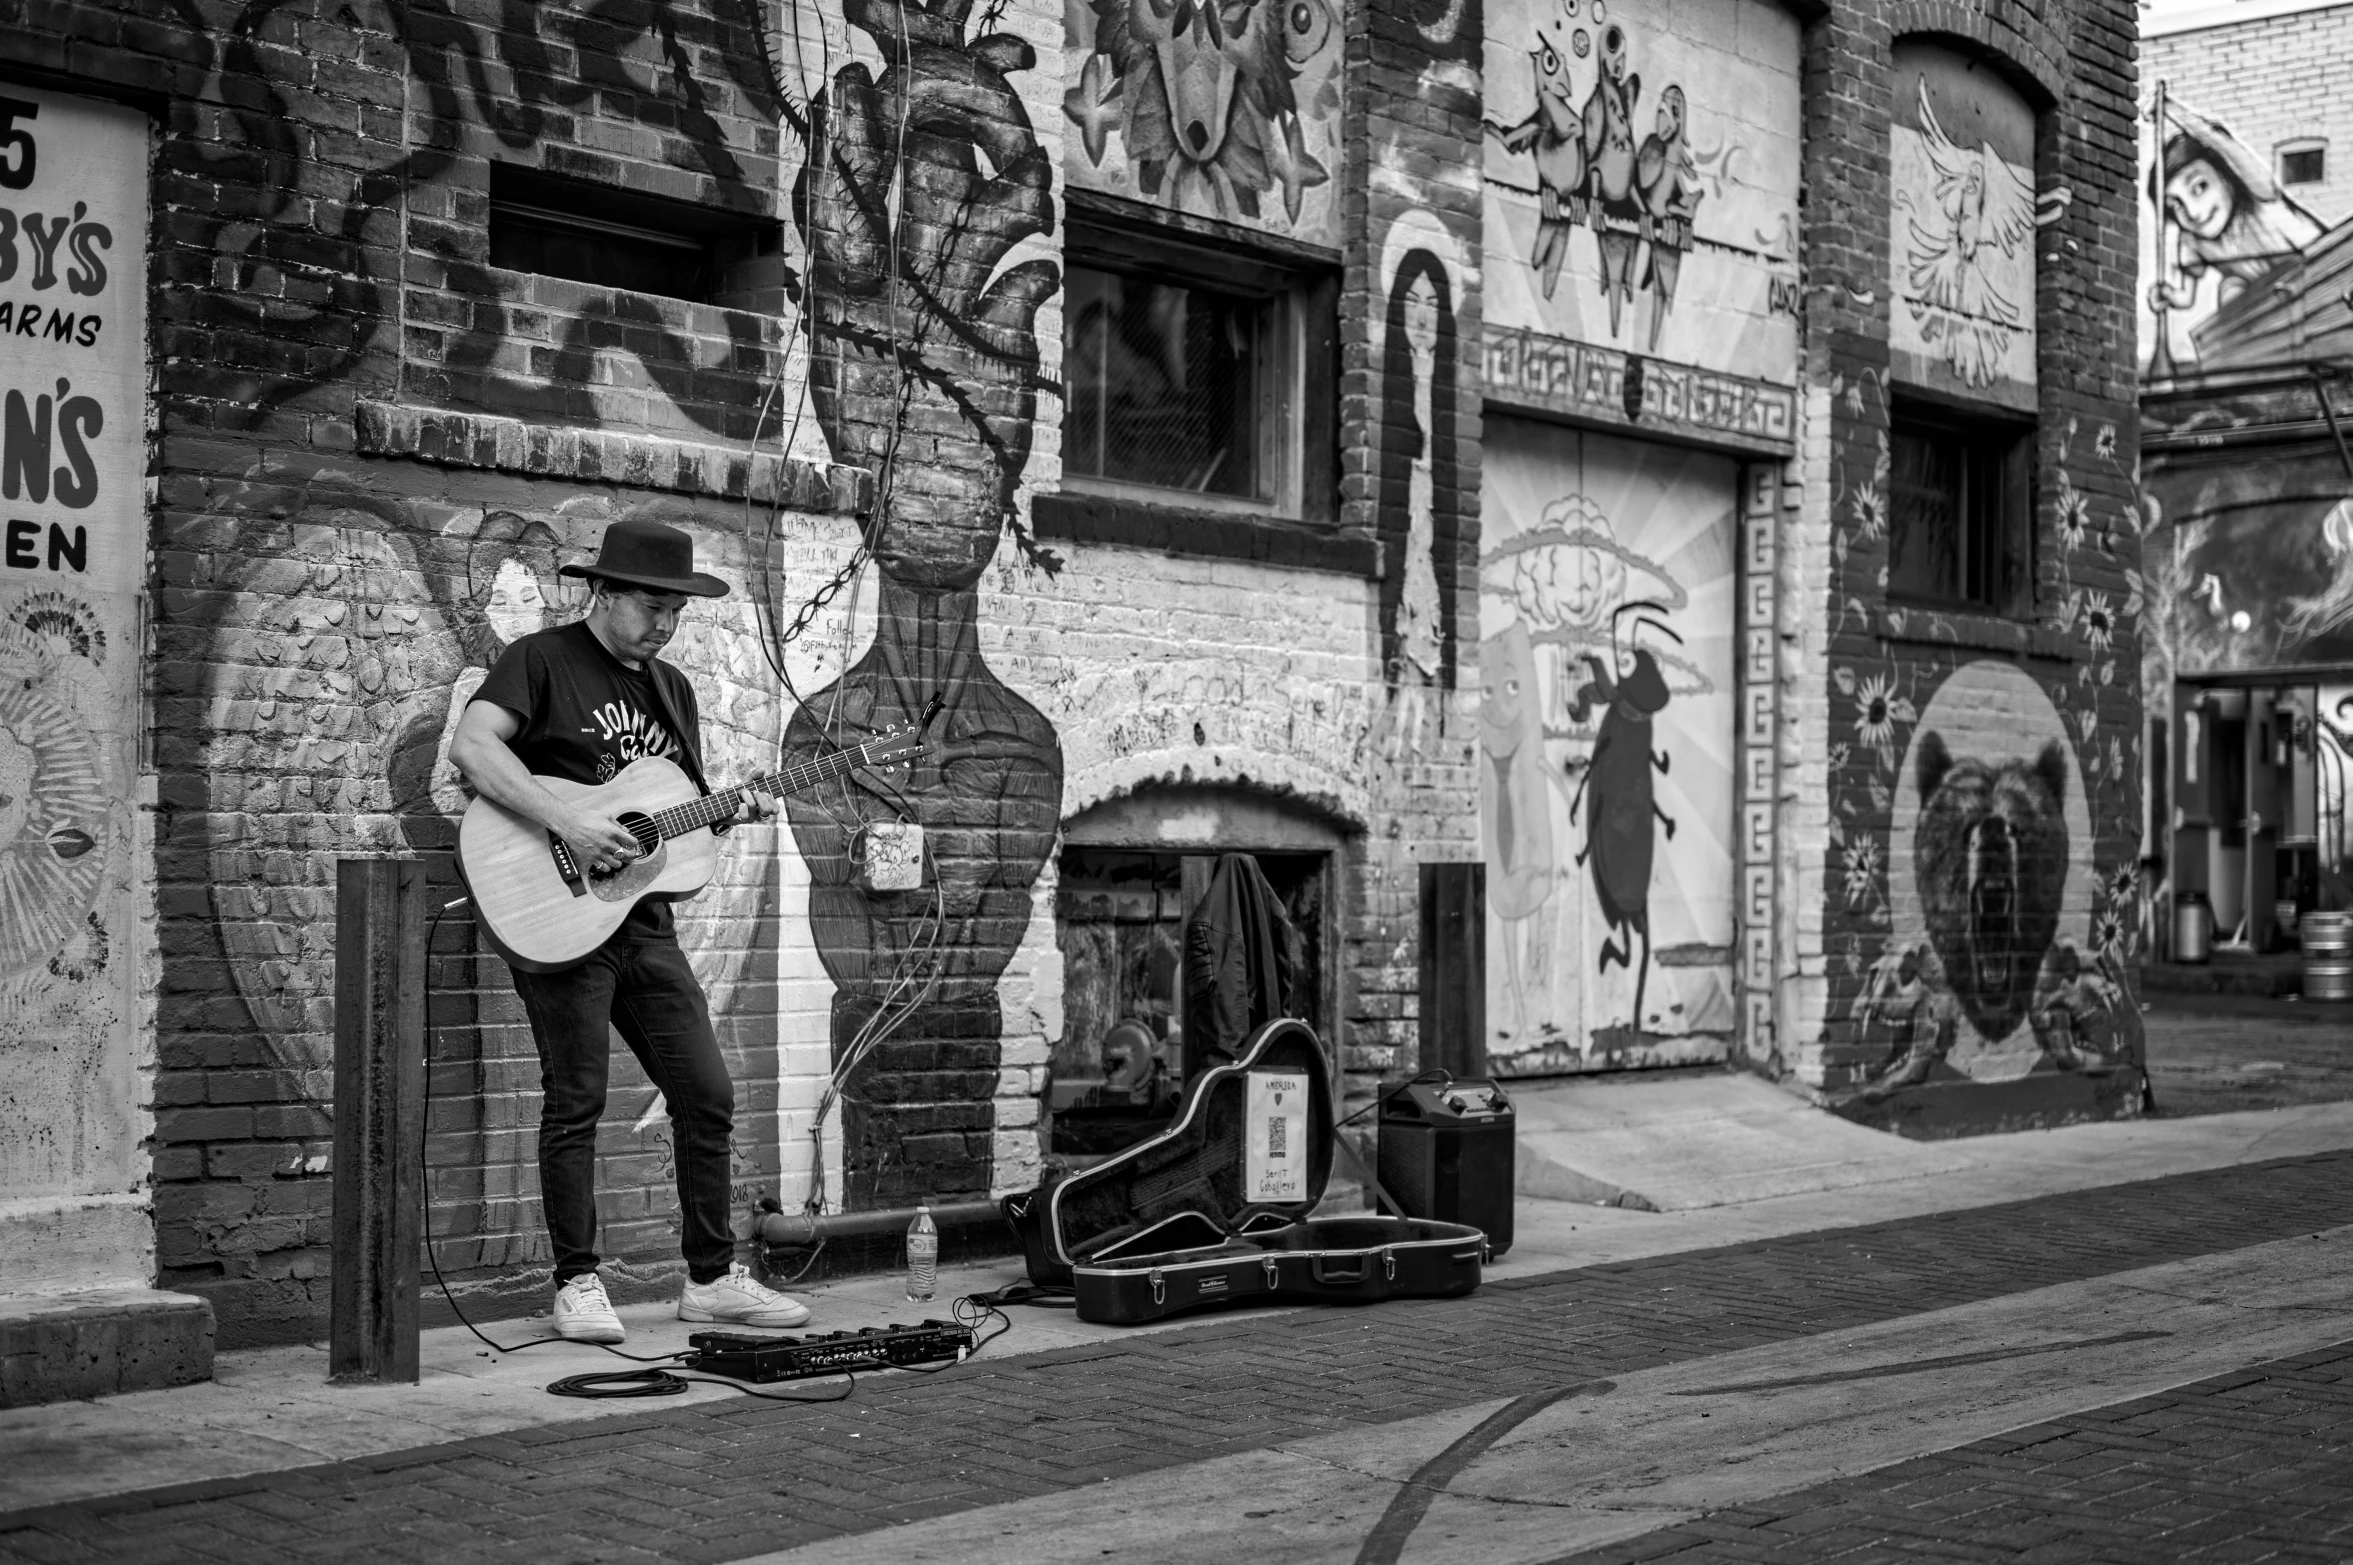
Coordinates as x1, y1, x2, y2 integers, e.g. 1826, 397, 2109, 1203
1418, 862, 1487, 1080
331, 856, 426, 1384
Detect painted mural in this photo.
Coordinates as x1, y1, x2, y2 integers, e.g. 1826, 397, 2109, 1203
1378, 209, 1469, 712
0, 84, 149, 1280
2135, 74, 2353, 691
93, 0, 1077, 1325
1847, 660, 2134, 1096
787, 0, 1067, 1207
1888, 44, 2040, 405
1063, 0, 1345, 246
2140, 90, 2353, 376
2144, 461, 2353, 683
1480, 0, 1799, 409
1479, 419, 1736, 1071
1816, 340, 2147, 1123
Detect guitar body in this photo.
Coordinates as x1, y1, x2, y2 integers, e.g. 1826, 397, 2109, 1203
458, 756, 720, 972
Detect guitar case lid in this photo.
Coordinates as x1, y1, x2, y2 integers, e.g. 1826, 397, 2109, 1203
1007, 1018, 1335, 1286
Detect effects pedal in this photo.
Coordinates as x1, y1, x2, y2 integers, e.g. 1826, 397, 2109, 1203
683, 1319, 976, 1382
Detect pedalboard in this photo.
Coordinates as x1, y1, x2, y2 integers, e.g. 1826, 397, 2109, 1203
683, 1319, 975, 1382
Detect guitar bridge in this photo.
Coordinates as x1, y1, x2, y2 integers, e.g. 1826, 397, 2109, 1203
547, 833, 589, 898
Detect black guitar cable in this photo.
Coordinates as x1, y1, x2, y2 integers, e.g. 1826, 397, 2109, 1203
421, 898, 854, 1404
418, 898, 1010, 1403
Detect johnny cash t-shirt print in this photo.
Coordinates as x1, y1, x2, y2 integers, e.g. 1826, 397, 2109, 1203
473, 622, 694, 786
471, 621, 702, 934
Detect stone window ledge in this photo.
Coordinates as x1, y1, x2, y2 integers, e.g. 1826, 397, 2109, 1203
1031, 491, 1381, 576
1874, 603, 2074, 660
354, 401, 870, 516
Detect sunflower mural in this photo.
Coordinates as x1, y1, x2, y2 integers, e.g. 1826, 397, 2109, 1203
1823, 381, 2149, 1125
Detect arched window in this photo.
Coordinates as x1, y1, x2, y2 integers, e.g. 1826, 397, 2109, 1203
1051, 787, 1343, 1159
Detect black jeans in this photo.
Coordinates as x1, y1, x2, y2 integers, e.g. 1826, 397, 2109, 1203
510, 931, 736, 1286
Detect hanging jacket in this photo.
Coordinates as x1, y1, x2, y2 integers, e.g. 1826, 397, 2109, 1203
1182, 853, 1299, 1081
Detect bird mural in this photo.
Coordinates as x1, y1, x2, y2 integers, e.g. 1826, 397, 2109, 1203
1900, 75, 2036, 388
1583, 24, 1643, 337
1484, 37, 1588, 300
1635, 83, 1701, 350
1484, 16, 1707, 344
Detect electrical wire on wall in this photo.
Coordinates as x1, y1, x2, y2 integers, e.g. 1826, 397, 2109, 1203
737, 0, 954, 1235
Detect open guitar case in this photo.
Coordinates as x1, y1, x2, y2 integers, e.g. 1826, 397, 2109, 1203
1002, 1018, 1489, 1325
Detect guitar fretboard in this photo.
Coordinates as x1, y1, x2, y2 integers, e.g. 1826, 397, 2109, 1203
643, 739, 897, 842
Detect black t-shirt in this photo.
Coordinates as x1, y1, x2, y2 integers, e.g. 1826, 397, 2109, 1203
472, 621, 704, 936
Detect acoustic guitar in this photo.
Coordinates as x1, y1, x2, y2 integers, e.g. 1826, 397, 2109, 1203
457, 699, 939, 971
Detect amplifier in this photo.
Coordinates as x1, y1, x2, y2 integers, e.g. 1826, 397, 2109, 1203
1377, 1078, 1515, 1256
684, 1319, 975, 1382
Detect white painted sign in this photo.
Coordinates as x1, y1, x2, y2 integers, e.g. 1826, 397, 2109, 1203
0, 87, 144, 601
0, 84, 150, 1285
1244, 1070, 1308, 1203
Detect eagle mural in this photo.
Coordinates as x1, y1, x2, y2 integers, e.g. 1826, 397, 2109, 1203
1897, 76, 2037, 390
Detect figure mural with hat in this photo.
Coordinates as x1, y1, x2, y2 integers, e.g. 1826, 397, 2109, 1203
449, 517, 810, 1343
2146, 95, 2324, 334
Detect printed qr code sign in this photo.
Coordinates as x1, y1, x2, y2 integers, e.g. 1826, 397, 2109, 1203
1246, 1070, 1308, 1203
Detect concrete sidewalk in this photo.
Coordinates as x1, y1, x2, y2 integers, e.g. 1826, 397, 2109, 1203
1511, 1071, 1979, 1209
6, 1087, 2353, 1516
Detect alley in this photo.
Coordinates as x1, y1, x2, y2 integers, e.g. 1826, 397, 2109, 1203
6, 1122, 2351, 1564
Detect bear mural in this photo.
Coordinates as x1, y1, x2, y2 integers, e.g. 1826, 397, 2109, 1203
1855, 660, 2132, 1100
1913, 731, 2069, 1045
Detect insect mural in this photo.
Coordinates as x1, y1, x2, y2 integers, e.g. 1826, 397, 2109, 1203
1477, 425, 1738, 1072
1567, 601, 1682, 1031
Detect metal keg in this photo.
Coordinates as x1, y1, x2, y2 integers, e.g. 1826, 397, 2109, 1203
2303, 911, 2353, 1002
2174, 891, 2212, 965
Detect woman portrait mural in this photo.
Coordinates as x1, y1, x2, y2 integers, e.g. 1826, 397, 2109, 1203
388, 511, 573, 855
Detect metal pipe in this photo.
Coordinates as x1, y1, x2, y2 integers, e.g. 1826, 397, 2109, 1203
2312, 368, 2353, 480
755, 1197, 1005, 1247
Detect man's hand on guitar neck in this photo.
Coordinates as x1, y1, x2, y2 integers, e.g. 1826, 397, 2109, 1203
451, 698, 648, 875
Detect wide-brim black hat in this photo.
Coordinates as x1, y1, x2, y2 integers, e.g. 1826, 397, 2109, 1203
559, 518, 730, 598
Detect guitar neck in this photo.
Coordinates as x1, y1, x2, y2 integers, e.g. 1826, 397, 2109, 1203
649, 744, 882, 840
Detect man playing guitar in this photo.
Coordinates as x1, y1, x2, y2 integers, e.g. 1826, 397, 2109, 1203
450, 518, 813, 1343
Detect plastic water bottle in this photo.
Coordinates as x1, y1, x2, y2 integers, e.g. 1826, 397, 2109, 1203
905, 1204, 938, 1303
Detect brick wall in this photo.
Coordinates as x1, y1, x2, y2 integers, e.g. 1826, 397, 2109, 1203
1787, 0, 2150, 1127
1340, 0, 1485, 1099
4, 0, 851, 1341
6, 0, 1490, 1341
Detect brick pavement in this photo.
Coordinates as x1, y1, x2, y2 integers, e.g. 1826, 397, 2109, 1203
4, 1150, 2350, 1565
1551, 1337, 2353, 1564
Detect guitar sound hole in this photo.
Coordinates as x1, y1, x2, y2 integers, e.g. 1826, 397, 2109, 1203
587, 817, 666, 904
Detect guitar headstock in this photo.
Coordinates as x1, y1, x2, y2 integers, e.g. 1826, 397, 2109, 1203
854, 696, 943, 773
863, 718, 930, 769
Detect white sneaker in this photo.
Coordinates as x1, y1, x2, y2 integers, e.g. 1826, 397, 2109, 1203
552, 1272, 626, 1343
678, 1263, 812, 1329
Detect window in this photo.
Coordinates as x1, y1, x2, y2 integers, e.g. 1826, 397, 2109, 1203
487, 164, 784, 308
1887, 398, 2033, 614
1066, 270, 1267, 498
2279, 141, 2327, 188
1061, 215, 1336, 518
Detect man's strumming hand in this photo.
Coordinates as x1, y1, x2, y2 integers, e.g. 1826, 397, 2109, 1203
559, 805, 647, 875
